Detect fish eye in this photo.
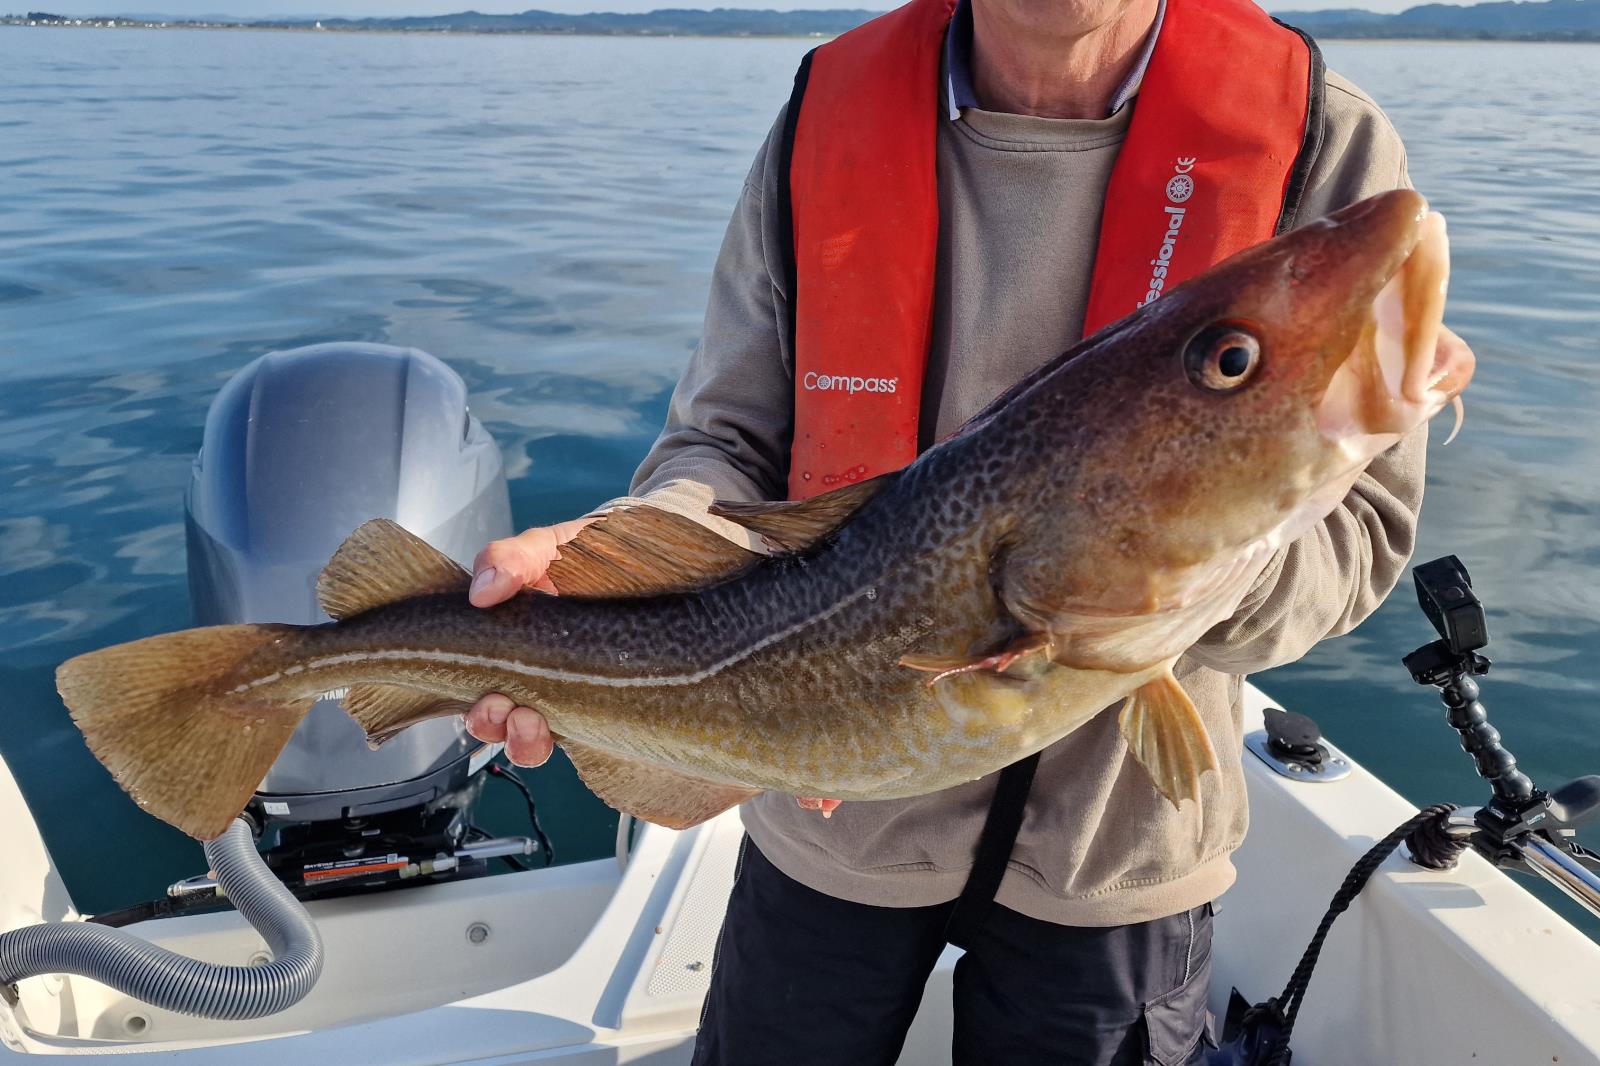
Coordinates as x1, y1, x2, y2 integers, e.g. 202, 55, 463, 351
1184, 325, 1262, 393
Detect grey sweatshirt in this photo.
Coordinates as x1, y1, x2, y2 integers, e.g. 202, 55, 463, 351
600, 69, 1423, 925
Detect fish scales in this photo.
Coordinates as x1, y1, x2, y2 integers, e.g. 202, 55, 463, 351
55, 189, 1475, 840
233, 474, 1039, 798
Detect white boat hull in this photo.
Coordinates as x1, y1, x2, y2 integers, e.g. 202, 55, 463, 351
4, 684, 1598, 1063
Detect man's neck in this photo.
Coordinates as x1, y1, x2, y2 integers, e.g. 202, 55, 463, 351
970, 0, 1161, 120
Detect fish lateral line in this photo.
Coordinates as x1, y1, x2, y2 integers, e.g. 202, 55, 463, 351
281, 581, 885, 694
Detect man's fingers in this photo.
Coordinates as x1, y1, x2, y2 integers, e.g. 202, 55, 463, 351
465, 697, 551, 768
467, 565, 513, 607
470, 530, 554, 607
796, 797, 842, 818
465, 693, 514, 742
469, 518, 600, 607
505, 706, 554, 768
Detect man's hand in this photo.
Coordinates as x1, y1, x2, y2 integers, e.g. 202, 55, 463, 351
464, 517, 841, 813
463, 518, 596, 767
467, 517, 597, 604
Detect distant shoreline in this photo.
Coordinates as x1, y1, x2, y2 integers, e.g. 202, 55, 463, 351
2, 18, 1597, 42
0, 20, 835, 39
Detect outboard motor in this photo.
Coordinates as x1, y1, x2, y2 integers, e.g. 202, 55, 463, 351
184, 342, 535, 897
3, 343, 541, 1017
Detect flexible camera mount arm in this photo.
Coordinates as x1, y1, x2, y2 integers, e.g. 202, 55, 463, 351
1404, 555, 1600, 919
1213, 556, 1600, 1065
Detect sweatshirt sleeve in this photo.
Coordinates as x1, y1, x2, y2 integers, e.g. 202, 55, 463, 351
593, 111, 794, 549
1185, 70, 1429, 675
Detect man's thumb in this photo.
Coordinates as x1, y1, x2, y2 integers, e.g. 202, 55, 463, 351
470, 528, 554, 607
468, 564, 519, 606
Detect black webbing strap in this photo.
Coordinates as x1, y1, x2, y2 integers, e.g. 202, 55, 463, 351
943, 751, 1041, 949
775, 48, 815, 361
1269, 18, 1328, 235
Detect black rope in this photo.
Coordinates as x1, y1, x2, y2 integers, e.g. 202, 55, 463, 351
1404, 803, 1468, 870
488, 759, 555, 867
1261, 803, 1460, 1065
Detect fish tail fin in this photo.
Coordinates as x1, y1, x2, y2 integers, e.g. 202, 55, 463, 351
56, 623, 314, 841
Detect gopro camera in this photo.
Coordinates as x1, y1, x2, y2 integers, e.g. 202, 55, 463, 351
1412, 555, 1489, 655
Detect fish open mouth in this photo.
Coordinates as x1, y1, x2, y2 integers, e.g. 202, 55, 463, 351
1318, 208, 1475, 454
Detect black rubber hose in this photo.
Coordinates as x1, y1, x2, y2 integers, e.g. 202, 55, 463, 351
0, 819, 323, 1020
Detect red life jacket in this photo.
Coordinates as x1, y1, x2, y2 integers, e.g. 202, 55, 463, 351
779, 0, 1325, 500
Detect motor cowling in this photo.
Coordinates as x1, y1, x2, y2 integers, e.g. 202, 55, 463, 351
184, 342, 513, 826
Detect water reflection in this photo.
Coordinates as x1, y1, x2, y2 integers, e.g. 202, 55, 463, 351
0, 28, 1596, 917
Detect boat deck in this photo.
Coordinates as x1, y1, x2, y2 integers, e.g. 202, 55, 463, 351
4, 686, 1600, 1063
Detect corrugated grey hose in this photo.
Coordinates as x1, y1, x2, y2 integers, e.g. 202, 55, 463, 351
0, 819, 323, 1020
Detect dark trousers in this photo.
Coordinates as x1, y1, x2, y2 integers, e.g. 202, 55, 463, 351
691, 839, 1214, 1066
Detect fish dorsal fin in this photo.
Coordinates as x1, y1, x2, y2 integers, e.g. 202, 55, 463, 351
707, 473, 894, 552
561, 738, 760, 830
546, 505, 760, 599
317, 518, 471, 620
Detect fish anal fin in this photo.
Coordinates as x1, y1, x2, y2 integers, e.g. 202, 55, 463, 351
344, 684, 474, 748
900, 632, 1053, 686
1118, 667, 1219, 809
546, 506, 759, 599
317, 518, 470, 620
561, 739, 759, 829
708, 473, 895, 551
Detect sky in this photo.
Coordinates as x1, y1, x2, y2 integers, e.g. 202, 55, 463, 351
23, 0, 1428, 17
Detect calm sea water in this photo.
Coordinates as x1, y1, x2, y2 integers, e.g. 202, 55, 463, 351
1, 27, 1598, 922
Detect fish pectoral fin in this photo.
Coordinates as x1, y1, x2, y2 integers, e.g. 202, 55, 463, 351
561, 739, 760, 830
708, 472, 898, 551
899, 632, 1054, 686
1118, 667, 1219, 809
317, 519, 471, 620
546, 505, 760, 598
343, 684, 475, 748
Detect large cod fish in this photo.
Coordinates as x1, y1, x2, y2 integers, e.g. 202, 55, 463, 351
59, 190, 1472, 841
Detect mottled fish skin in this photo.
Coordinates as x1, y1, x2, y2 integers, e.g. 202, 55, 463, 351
226, 467, 1159, 800
58, 189, 1472, 839
206, 190, 1445, 793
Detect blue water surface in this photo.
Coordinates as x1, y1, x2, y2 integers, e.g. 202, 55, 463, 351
1, 27, 1598, 924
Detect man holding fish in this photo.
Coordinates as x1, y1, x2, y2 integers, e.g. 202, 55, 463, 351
460, 0, 1472, 1062
54, 0, 1476, 1062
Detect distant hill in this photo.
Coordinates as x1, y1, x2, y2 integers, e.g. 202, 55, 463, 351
1284, 0, 1600, 39
8, 7, 885, 33
313, 8, 881, 36
328, 8, 882, 35
8, 0, 1599, 40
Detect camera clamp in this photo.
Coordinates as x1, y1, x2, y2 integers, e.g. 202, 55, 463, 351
1401, 555, 1600, 911
1214, 555, 1600, 1066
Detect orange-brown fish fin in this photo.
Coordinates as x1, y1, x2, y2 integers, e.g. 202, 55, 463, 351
317, 518, 471, 620
56, 623, 314, 841
707, 473, 896, 551
900, 632, 1053, 686
1118, 666, 1219, 809
344, 684, 474, 747
546, 505, 759, 599
560, 739, 759, 829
